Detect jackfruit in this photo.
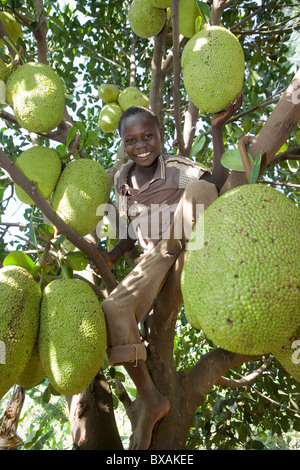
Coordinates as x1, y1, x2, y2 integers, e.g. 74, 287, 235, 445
16, 339, 45, 388
272, 326, 300, 383
0, 58, 8, 104
0, 266, 41, 400
0, 12, 23, 47
149, 0, 171, 7
39, 279, 107, 396
98, 102, 123, 133
128, 0, 166, 38
118, 86, 149, 111
181, 184, 300, 356
0, 58, 9, 82
98, 83, 121, 103
179, 0, 200, 38
6, 62, 65, 133
51, 158, 110, 237
181, 26, 245, 113
14, 146, 62, 205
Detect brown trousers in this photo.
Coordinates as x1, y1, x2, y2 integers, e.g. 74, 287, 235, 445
102, 180, 218, 366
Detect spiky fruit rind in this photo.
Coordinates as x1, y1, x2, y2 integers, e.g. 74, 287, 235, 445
181, 184, 300, 355
0, 12, 23, 47
0, 58, 10, 82
39, 279, 107, 396
98, 83, 121, 103
128, 0, 166, 38
149, 0, 171, 7
15, 146, 62, 205
182, 26, 245, 113
98, 102, 123, 132
179, 0, 200, 38
51, 159, 110, 237
272, 326, 300, 383
16, 339, 45, 388
0, 266, 41, 399
118, 86, 149, 111
6, 62, 65, 133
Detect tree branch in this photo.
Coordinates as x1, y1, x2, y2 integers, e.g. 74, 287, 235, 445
210, 0, 233, 26
220, 68, 300, 194
171, 0, 186, 155
0, 149, 117, 293
188, 348, 258, 406
0, 385, 25, 450
34, 0, 48, 64
216, 357, 273, 389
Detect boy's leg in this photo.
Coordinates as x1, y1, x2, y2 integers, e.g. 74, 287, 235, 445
102, 236, 183, 366
124, 360, 171, 450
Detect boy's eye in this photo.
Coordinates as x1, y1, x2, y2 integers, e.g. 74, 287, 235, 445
144, 134, 153, 140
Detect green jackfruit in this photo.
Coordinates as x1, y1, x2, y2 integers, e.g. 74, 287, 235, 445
118, 86, 149, 111
98, 102, 123, 133
0, 12, 23, 47
17, 339, 45, 388
15, 146, 62, 205
98, 83, 121, 103
128, 0, 166, 38
0, 266, 41, 400
273, 326, 300, 383
0, 58, 10, 82
179, 0, 199, 38
182, 26, 245, 113
181, 184, 300, 356
39, 279, 107, 396
51, 159, 110, 237
149, 0, 171, 7
6, 62, 65, 133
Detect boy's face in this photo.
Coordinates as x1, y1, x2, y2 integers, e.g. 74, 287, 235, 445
121, 113, 163, 168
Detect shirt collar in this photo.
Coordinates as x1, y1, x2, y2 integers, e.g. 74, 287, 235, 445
118, 154, 165, 191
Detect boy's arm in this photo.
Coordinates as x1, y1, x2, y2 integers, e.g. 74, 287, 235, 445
209, 92, 243, 191
105, 236, 136, 268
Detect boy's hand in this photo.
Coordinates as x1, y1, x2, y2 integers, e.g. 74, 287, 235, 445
212, 92, 243, 129
90, 247, 114, 275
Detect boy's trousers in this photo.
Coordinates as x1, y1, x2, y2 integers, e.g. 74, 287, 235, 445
102, 179, 218, 366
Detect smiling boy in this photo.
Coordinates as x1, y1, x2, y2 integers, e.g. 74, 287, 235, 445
99, 96, 242, 450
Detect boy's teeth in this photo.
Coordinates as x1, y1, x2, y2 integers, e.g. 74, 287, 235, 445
138, 152, 150, 158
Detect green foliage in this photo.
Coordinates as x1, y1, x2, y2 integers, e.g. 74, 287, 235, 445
0, 0, 299, 451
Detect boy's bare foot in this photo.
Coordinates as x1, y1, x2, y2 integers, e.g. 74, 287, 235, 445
128, 392, 170, 450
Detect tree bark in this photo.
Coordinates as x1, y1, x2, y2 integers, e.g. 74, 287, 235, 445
67, 371, 123, 450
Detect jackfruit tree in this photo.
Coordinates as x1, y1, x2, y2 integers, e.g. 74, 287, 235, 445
0, 0, 299, 452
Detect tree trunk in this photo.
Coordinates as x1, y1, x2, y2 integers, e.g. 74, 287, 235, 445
67, 370, 123, 450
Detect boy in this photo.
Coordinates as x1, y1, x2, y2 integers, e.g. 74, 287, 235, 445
98, 96, 242, 450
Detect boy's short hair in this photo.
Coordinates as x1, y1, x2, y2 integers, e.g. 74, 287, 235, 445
118, 106, 160, 136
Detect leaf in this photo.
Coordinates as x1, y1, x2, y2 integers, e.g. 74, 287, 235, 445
28, 211, 39, 253
196, 1, 210, 24
249, 151, 262, 184
63, 251, 89, 271
36, 223, 55, 242
3, 251, 35, 272
221, 149, 246, 172
30, 430, 54, 450
190, 134, 206, 157
66, 125, 78, 147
